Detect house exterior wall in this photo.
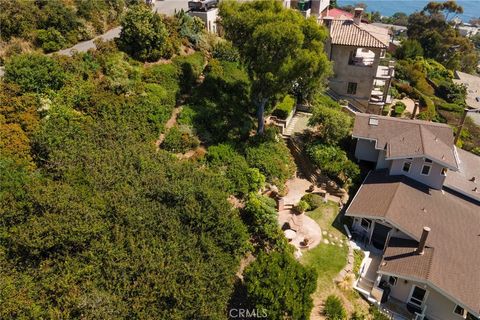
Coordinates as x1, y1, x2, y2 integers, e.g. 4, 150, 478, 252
328, 44, 381, 111
389, 158, 447, 189
376, 149, 390, 169
354, 139, 379, 162
387, 277, 466, 320
189, 9, 218, 34
310, 0, 329, 15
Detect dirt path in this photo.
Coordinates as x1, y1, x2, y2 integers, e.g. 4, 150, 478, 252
155, 106, 183, 149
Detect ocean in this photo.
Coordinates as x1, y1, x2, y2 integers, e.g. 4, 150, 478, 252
337, 0, 480, 22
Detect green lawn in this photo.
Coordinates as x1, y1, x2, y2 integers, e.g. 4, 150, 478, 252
301, 201, 348, 296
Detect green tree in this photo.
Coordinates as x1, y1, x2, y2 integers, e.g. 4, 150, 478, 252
407, 1, 478, 72
395, 39, 424, 60
116, 5, 170, 61
0, 0, 39, 41
244, 251, 317, 320
220, 0, 331, 134
35, 28, 66, 52
307, 143, 360, 186
308, 105, 352, 145
4, 53, 65, 93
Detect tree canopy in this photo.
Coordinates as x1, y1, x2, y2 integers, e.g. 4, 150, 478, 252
219, 0, 331, 133
116, 4, 171, 61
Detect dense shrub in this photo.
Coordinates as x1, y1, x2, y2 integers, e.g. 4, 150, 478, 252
116, 5, 170, 62
324, 295, 346, 320
173, 52, 206, 92
436, 101, 464, 113
295, 200, 310, 213
395, 39, 423, 60
272, 95, 295, 119
301, 194, 324, 210
245, 136, 296, 189
369, 306, 390, 320
4, 53, 65, 93
392, 101, 406, 117
308, 105, 352, 145
436, 80, 467, 103
307, 143, 360, 187
206, 144, 265, 195
382, 105, 391, 116
143, 63, 181, 96
212, 40, 240, 62
417, 94, 436, 121
244, 193, 285, 249
161, 126, 199, 153
244, 251, 317, 320
312, 93, 341, 109
35, 28, 66, 52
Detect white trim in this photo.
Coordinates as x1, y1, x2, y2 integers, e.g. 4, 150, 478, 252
420, 164, 431, 176
402, 160, 412, 173
377, 271, 480, 318
453, 304, 467, 318
385, 154, 458, 171
408, 285, 429, 308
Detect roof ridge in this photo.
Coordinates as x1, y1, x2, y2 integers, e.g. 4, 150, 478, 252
359, 23, 389, 46
419, 124, 426, 155
352, 23, 385, 47
356, 113, 451, 128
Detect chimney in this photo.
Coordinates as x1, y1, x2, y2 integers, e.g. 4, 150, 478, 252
416, 227, 431, 255
353, 7, 363, 25
411, 101, 419, 119
323, 16, 333, 30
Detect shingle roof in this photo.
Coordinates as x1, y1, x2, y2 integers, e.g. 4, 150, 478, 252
444, 148, 480, 201
328, 20, 388, 48
353, 114, 458, 170
346, 170, 480, 315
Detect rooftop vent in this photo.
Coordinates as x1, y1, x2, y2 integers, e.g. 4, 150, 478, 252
368, 117, 379, 126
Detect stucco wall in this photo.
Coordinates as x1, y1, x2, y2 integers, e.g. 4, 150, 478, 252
189, 9, 218, 34
329, 45, 381, 105
389, 158, 447, 189
376, 150, 390, 169
388, 278, 466, 320
355, 139, 379, 162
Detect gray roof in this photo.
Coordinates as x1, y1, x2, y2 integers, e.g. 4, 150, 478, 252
444, 148, 480, 201
353, 114, 458, 170
346, 170, 480, 315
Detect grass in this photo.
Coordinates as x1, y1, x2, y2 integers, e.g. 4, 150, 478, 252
353, 249, 365, 277
301, 201, 370, 317
301, 201, 348, 296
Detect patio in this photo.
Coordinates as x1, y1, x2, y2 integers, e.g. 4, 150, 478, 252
278, 209, 322, 252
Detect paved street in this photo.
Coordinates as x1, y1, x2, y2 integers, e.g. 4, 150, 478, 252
56, 0, 189, 57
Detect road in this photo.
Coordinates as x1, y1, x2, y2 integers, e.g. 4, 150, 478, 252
56, 0, 189, 57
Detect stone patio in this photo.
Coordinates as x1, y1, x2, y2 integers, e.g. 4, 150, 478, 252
277, 209, 322, 251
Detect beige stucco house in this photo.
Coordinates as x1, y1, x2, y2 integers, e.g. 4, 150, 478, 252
346, 114, 480, 320
320, 8, 394, 114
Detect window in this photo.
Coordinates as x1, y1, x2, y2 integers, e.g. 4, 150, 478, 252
402, 161, 411, 173
360, 218, 371, 230
388, 276, 397, 286
347, 82, 357, 95
454, 305, 466, 317
409, 286, 427, 307
421, 165, 431, 176
424, 158, 432, 163
441, 168, 448, 176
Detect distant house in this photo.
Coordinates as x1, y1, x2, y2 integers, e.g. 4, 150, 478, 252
320, 8, 394, 114
188, 0, 219, 34
346, 114, 480, 320
288, 0, 330, 18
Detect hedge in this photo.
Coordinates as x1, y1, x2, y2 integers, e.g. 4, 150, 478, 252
172, 51, 206, 92
272, 95, 295, 119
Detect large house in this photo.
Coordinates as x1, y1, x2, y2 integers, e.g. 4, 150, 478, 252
320, 8, 394, 114
346, 114, 480, 320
